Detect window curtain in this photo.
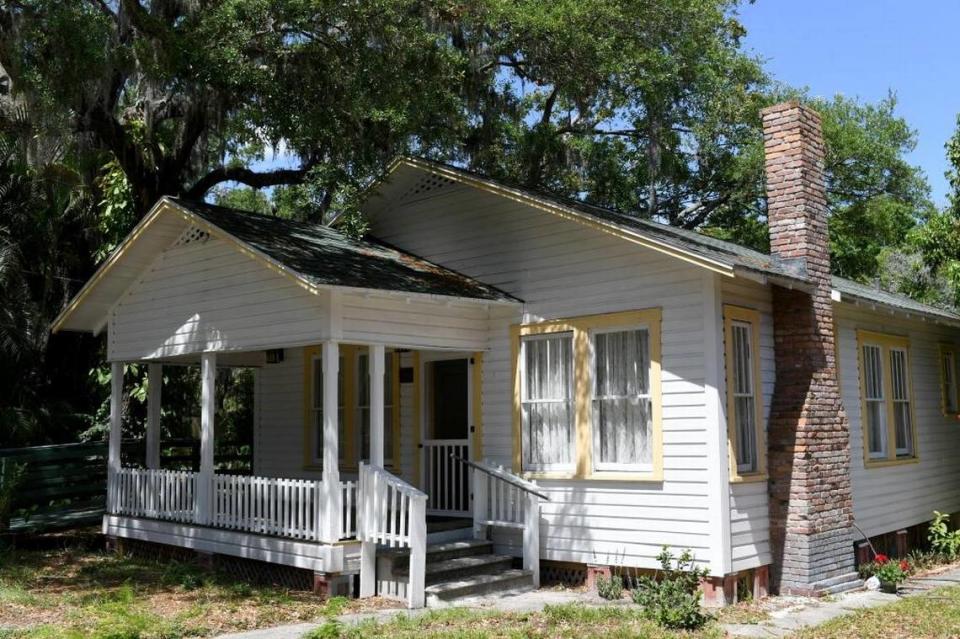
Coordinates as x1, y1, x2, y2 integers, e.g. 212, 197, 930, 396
521, 334, 574, 469
593, 329, 651, 468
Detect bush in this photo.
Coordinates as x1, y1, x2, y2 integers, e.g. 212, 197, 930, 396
595, 574, 623, 600
0, 461, 26, 531
631, 547, 710, 630
929, 511, 960, 558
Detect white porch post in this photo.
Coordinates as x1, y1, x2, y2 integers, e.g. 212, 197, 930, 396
196, 352, 216, 525
107, 361, 123, 513
146, 363, 162, 470
369, 344, 385, 468
321, 340, 342, 543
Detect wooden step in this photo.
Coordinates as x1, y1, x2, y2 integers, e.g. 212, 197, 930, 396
425, 569, 535, 607
395, 553, 513, 585
383, 539, 494, 569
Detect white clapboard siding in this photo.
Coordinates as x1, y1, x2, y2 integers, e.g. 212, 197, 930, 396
368, 184, 717, 571
836, 305, 960, 538
109, 238, 329, 361
720, 278, 774, 571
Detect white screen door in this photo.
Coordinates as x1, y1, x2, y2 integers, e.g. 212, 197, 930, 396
421, 355, 472, 516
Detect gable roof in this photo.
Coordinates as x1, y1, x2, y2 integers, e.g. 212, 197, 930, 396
365, 157, 960, 327
52, 197, 519, 333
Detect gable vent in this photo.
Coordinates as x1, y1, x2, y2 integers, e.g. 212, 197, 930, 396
399, 172, 456, 203
172, 225, 211, 248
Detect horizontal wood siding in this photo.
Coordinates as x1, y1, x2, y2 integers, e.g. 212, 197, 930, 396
721, 278, 774, 571
109, 238, 328, 361
836, 304, 960, 537
369, 185, 716, 570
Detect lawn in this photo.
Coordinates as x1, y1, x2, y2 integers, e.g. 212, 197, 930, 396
0, 545, 387, 638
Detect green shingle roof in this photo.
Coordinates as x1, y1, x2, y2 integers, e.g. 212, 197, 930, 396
169, 198, 520, 304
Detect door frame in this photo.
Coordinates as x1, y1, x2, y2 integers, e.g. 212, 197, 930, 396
419, 351, 473, 515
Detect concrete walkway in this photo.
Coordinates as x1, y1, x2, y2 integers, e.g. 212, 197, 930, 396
216, 567, 960, 639
724, 565, 960, 638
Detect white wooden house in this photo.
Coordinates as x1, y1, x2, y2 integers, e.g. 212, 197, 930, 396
53, 101, 960, 607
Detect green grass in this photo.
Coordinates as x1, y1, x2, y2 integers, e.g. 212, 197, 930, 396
0, 546, 353, 639
303, 604, 727, 639
793, 585, 960, 639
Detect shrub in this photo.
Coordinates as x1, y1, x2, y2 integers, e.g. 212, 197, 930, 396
596, 574, 623, 600
631, 547, 710, 630
929, 511, 960, 558
0, 461, 26, 531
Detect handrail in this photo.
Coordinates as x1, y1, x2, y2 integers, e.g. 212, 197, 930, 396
360, 462, 427, 499
451, 455, 550, 501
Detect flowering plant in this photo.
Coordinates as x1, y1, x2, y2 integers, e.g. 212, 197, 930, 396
871, 553, 911, 585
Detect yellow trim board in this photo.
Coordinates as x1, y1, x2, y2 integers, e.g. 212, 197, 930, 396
472, 352, 484, 462
938, 343, 960, 417
412, 351, 422, 486
722, 305, 768, 483
511, 308, 663, 482
856, 330, 919, 467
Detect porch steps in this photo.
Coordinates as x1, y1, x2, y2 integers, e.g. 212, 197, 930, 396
381, 537, 535, 607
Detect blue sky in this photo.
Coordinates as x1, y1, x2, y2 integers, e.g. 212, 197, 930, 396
740, 0, 960, 205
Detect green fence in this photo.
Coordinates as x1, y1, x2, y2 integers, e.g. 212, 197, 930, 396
0, 439, 252, 534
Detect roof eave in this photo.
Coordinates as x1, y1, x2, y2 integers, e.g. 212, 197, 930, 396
832, 288, 960, 328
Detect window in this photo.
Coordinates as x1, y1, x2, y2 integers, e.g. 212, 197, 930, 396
723, 306, 765, 479
940, 346, 958, 416
592, 328, 652, 471
357, 351, 395, 466
857, 331, 916, 465
520, 332, 574, 472
512, 308, 663, 480
311, 354, 345, 466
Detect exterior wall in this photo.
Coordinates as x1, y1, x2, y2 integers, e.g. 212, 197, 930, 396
836, 304, 960, 538
109, 237, 329, 361
367, 185, 724, 573
254, 346, 420, 484
720, 278, 775, 572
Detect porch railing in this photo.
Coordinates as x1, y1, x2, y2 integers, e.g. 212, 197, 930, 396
358, 462, 427, 608
422, 439, 470, 516
469, 458, 544, 587
112, 468, 197, 523
109, 467, 359, 543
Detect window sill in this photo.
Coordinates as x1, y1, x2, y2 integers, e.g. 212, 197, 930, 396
730, 472, 768, 484
863, 456, 920, 469
518, 469, 663, 482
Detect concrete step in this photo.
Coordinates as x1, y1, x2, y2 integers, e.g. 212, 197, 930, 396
425, 569, 535, 607
383, 539, 494, 569
395, 553, 514, 585
426, 526, 474, 544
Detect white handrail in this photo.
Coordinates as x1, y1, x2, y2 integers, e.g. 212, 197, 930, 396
112, 468, 197, 523
472, 459, 541, 587
358, 463, 427, 609
340, 480, 357, 539
212, 474, 321, 540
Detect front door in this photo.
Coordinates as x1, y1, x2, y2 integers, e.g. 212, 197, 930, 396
421, 356, 471, 516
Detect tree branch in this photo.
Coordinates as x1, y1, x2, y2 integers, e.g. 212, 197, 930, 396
184, 165, 312, 199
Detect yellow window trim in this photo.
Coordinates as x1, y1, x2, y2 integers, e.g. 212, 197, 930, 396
511, 308, 664, 482
412, 351, 422, 484
938, 344, 960, 418
856, 330, 919, 468
723, 305, 768, 483
301, 344, 400, 472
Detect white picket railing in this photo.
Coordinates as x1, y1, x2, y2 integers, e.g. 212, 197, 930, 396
212, 474, 323, 540
358, 462, 427, 608
422, 439, 470, 515
112, 468, 197, 523
108, 468, 356, 543
340, 480, 358, 540
472, 459, 544, 587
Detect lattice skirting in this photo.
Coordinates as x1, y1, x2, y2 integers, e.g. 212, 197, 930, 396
113, 536, 314, 591
541, 560, 587, 587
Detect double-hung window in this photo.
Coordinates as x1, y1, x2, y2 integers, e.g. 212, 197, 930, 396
858, 331, 916, 464
514, 309, 663, 480
940, 346, 958, 416
591, 327, 653, 472
519, 332, 575, 472
724, 306, 765, 479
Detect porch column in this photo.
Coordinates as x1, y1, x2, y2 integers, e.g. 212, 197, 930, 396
196, 352, 216, 525
369, 344, 385, 468
107, 361, 123, 513
321, 340, 342, 542
146, 363, 162, 470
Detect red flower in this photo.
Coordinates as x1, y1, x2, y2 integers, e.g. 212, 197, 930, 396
875, 553, 889, 564
900, 560, 910, 572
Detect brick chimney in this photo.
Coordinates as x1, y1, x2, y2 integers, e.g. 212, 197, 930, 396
761, 101, 858, 595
